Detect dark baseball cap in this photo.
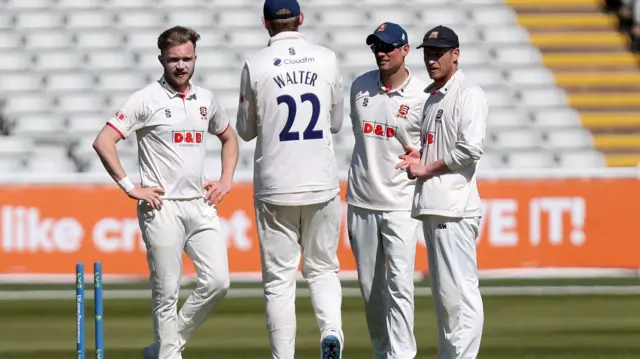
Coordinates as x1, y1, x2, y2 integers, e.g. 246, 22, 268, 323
263, 0, 300, 21
366, 22, 408, 46
416, 25, 459, 49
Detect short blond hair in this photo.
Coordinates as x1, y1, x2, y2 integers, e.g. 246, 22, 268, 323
157, 26, 201, 54
268, 16, 300, 34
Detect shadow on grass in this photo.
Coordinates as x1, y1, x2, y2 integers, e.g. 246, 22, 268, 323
3, 346, 640, 359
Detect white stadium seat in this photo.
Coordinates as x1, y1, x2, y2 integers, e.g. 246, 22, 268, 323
487, 108, 531, 128
34, 51, 83, 70
0, 136, 35, 158
86, 50, 133, 70
55, 93, 107, 113
470, 6, 518, 25
116, 11, 166, 29
517, 87, 568, 107
505, 66, 556, 86
125, 30, 163, 50
11, 114, 66, 137
3, 94, 52, 115
315, 8, 369, 27
480, 25, 530, 45
418, 8, 468, 27
558, 150, 607, 168
96, 72, 147, 92
0, 32, 24, 49
26, 154, 78, 174
506, 151, 557, 169
464, 66, 506, 87
57, 0, 103, 8
166, 10, 216, 28
5, 0, 53, 8
24, 31, 74, 49
226, 29, 272, 49
107, 0, 155, 8
15, 12, 64, 29
0, 13, 15, 30
76, 31, 124, 49
368, 8, 421, 26
65, 11, 115, 28
46, 73, 96, 91
494, 45, 543, 65
543, 128, 595, 150
0, 157, 28, 173
489, 128, 542, 150
0, 73, 43, 93
532, 108, 583, 127
216, 10, 264, 29
0, 53, 33, 71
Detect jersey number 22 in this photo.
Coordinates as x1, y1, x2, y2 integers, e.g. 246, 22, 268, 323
277, 93, 323, 142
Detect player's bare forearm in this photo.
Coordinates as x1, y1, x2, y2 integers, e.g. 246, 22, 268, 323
408, 159, 451, 180
425, 159, 452, 177
92, 125, 127, 182
218, 128, 239, 184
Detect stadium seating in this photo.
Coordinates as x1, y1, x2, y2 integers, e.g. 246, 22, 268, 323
508, 0, 640, 166
0, 0, 638, 177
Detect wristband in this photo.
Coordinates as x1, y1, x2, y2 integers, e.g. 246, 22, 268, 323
117, 176, 135, 193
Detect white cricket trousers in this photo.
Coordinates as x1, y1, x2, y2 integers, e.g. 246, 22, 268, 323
422, 215, 484, 359
254, 195, 344, 359
138, 198, 230, 359
347, 205, 420, 359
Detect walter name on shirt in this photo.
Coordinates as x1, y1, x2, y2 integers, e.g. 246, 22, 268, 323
273, 69, 319, 88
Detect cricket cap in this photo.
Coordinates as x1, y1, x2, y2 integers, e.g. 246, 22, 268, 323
263, 0, 301, 21
416, 25, 459, 49
366, 22, 408, 46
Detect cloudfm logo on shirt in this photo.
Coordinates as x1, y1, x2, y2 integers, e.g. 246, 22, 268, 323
172, 130, 204, 145
363, 121, 396, 139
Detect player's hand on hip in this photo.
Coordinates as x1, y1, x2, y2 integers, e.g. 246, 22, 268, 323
203, 180, 231, 206
128, 186, 165, 210
395, 145, 421, 170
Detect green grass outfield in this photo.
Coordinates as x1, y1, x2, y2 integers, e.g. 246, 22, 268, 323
1, 289, 639, 359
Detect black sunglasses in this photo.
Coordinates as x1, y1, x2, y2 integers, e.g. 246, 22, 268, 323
370, 41, 404, 54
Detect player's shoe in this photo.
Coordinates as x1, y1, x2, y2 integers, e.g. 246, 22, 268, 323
141, 342, 158, 359
321, 334, 341, 359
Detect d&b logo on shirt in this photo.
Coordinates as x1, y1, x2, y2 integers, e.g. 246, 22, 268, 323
363, 121, 396, 139
172, 130, 204, 145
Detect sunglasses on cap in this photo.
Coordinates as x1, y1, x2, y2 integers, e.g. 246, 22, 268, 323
370, 41, 404, 54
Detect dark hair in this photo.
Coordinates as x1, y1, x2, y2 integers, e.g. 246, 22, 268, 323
157, 26, 201, 54
268, 16, 300, 35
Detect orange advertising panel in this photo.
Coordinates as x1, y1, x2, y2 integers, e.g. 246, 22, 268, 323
0, 178, 639, 279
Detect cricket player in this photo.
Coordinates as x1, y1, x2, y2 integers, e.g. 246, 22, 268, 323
92, 26, 239, 359
235, 1, 344, 358
397, 25, 487, 359
346, 22, 428, 359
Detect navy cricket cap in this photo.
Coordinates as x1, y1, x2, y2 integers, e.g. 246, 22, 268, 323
416, 25, 459, 49
263, 0, 301, 21
366, 22, 408, 46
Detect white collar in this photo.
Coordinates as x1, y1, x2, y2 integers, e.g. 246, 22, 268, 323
158, 76, 196, 99
268, 31, 306, 46
425, 69, 464, 96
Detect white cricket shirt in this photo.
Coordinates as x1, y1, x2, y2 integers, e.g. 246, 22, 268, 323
236, 31, 344, 205
412, 69, 488, 219
346, 69, 429, 211
107, 77, 230, 200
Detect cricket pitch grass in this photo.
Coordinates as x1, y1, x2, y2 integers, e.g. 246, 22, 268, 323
0, 280, 639, 359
